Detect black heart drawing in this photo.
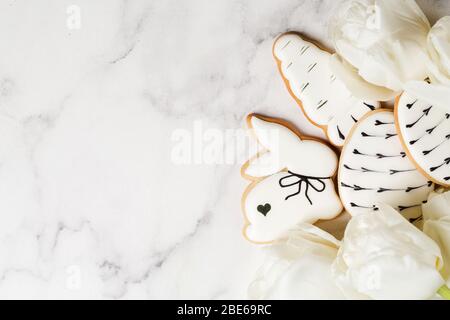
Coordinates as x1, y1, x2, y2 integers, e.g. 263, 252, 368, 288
257, 203, 271, 216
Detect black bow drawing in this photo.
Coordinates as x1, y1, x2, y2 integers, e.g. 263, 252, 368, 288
278, 171, 329, 205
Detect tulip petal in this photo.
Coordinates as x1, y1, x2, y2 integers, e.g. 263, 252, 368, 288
330, 0, 430, 94
333, 204, 444, 300
330, 54, 397, 101
249, 224, 345, 300
427, 16, 450, 84
423, 191, 450, 281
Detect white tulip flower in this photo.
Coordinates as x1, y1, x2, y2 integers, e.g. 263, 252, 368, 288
405, 17, 450, 112
329, 0, 430, 101
248, 224, 345, 300
423, 190, 450, 281
333, 204, 445, 300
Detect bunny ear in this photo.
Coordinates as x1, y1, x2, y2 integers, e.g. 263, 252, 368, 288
247, 114, 338, 177
244, 152, 284, 178
249, 115, 302, 154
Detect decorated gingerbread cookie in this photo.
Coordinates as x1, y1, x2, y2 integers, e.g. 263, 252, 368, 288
273, 33, 380, 147
338, 109, 434, 221
395, 91, 450, 187
241, 114, 343, 244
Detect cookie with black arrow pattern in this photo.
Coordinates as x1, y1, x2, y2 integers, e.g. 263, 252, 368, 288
338, 109, 434, 222
395, 90, 450, 187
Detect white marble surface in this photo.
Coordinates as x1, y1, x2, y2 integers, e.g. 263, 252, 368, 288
0, 0, 449, 300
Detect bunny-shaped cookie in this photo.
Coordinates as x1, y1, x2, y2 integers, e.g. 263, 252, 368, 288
241, 114, 343, 244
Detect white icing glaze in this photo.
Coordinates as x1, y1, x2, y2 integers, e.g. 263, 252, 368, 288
248, 116, 338, 177
338, 110, 433, 220
273, 33, 380, 147
396, 91, 450, 186
243, 115, 343, 243
405, 81, 450, 113
244, 172, 342, 243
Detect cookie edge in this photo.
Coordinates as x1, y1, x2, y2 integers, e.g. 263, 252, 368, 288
394, 93, 450, 188
241, 113, 343, 244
